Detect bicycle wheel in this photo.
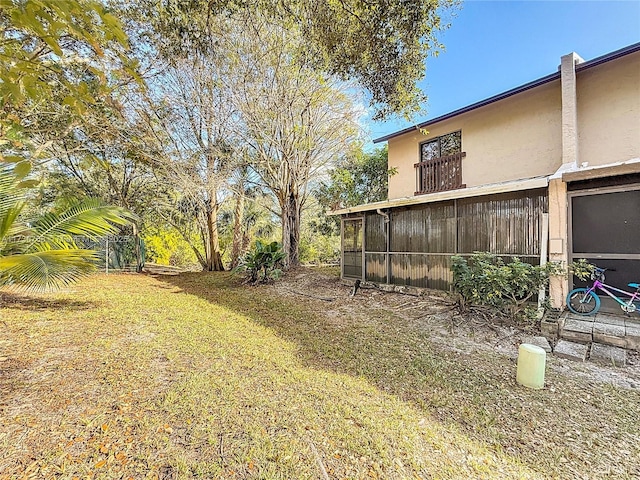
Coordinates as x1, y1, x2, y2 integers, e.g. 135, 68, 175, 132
566, 288, 600, 315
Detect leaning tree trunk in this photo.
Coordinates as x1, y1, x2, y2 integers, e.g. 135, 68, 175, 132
230, 192, 246, 269
281, 190, 301, 269
205, 200, 225, 271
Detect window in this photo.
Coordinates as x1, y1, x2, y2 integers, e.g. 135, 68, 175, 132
420, 131, 461, 162
415, 131, 465, 194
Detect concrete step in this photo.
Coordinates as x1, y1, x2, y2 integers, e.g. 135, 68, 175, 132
554, 340, 589, 362
590, 343, 626, 367
552, 340, 627, 366
522, 335, 552, 353
559, 312, 640, 352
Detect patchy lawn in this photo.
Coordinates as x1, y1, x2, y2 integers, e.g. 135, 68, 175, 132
0, 269, 638, 479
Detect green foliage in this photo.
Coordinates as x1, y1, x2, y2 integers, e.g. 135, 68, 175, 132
149, 0, 454, 119
569, 258, 596, 281
299, 231, 340, 265
314, 145, 393, 235
0, 164, 136, 291
451, 253, 564, 321
143, 226, 197, 267
1, 0, 136, 161
317, 145, 392, 210
234, 240, 285, 284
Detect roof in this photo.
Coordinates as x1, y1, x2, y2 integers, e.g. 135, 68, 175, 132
329, 158, 640, 216
373, 42, 640, 144
328, 176, 549, 215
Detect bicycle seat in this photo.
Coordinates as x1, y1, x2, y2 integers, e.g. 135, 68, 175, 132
628, 283, 640, 289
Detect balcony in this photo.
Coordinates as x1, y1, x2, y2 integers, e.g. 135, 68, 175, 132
414, 151, 466, 195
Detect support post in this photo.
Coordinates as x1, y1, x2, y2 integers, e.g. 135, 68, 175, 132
538, 213, 549, 316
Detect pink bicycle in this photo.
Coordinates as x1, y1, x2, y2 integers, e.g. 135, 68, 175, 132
566, 267, 640, 316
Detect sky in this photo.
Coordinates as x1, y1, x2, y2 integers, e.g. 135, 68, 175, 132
365, 0, 640, 146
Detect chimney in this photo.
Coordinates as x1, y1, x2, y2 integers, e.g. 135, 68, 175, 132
560, 52, 584, 167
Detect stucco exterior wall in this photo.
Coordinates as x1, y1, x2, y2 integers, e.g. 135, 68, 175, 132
388, 81, 563, 200
577, 51, 640, 167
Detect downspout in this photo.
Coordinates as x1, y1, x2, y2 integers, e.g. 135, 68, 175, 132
376, 209, 391, 284
376, 209, 389, 223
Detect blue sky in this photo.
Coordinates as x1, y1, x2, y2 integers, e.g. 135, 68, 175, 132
366, 0, 640, 145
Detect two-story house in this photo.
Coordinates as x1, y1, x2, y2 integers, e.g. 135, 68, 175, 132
332, 43, 640, 309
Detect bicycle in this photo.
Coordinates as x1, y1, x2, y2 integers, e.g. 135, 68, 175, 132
566, 267, 640, 316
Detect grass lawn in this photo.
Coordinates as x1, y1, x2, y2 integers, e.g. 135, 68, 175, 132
1, 270, 639, 479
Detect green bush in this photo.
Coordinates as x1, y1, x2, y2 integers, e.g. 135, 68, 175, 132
143, 227, 197, 267
299, 233, 340, 264
569, 258, 596, 281
234, 240, 285, 284
451, 253, 563, 321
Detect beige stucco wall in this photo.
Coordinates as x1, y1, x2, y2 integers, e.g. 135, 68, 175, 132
388, 81, 563, 200
577, 51, 640, 167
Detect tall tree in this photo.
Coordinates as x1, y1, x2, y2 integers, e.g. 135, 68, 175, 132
317, 145, 392, 212
224, 16, 360, 267
42, 94, 161, 271
148, 0, 453, 119
138, 55, 240, 271
226, 162, 265, 269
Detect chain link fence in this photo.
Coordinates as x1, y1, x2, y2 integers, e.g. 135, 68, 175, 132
75, 235, 146, 273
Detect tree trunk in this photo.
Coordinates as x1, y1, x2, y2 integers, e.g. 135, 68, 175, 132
205, 200, 225, 271
230, 191, 245, 269
281, 190, 301, 269
165, 216, 207, 269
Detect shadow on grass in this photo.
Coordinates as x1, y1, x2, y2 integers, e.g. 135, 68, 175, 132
158, 272, 528, 432
0, 292, 97, 312
155, 271, 640, 478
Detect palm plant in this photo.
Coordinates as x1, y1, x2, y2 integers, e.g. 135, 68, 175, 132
233, 240, 285, 284
0, 164, 136, 291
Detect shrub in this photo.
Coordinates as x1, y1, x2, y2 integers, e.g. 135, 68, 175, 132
234, 240, 285, 284
451, 253, 563, 321
569, 258, 596, 281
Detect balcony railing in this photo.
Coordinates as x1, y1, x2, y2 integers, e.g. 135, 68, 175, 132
414, 151, 466, 195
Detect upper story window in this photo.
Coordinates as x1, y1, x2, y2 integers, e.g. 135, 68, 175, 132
415, 131, 465, 195
420, 131, 462, 162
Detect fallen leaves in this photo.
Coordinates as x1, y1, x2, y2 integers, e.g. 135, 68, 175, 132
1, 272, 638, 479
157, 423, 173, 434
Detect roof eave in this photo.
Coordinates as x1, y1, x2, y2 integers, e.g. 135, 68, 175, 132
328, 176, 550, 215
373, 42, 640, 145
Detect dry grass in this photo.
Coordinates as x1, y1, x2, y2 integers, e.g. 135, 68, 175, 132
0, 269, 638, 479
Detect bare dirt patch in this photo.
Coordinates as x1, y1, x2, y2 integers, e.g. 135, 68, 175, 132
277, 267, 640, 390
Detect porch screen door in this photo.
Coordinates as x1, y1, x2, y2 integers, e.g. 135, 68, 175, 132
342, 218, 364, 279
570, 185, 640, 312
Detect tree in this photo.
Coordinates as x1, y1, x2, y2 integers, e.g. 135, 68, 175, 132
317, 145, 392, 212
0, 163, 135, 291
138, 55, 241, 271
225, 162, 268, 269
40, 90, 163, 272
225, 16, 360, 267
1, 0, 135, 163
147, 0, 453, 119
